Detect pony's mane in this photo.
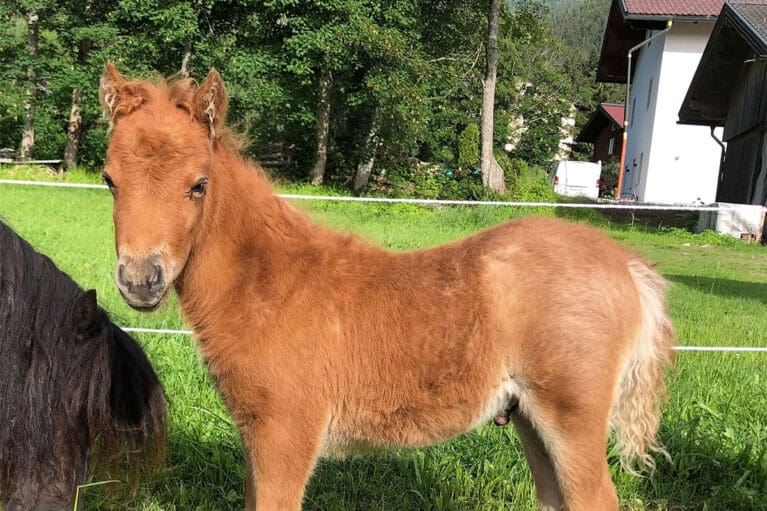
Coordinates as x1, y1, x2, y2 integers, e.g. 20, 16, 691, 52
0, 221, 165, 504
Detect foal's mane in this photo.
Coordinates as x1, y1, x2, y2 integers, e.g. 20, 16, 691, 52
0, 221, 165, 503
104, 72, 245, 152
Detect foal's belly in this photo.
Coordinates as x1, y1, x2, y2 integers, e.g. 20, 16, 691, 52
320, 370, 521, 457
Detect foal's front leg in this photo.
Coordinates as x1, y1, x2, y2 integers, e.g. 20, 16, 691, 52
242, 409, 326, 511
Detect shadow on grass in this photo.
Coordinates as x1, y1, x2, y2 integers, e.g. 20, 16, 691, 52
666, 274, 767, 305
639, 422, 767, 509
93, 419, 766, 510
131, 441, 524, 511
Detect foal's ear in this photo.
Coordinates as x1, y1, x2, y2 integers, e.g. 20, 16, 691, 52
99, 61, 146, 123
192, 69, 227, 140
74, 289, 100, 338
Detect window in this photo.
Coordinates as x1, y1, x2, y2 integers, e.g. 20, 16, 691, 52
608, 137, 615, 155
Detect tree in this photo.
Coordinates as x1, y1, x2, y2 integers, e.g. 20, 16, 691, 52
61, 0, 109, 169
309, 69, 333, 185
351, 107, 380, 193
495, 1, 574, 167
20, 9, 39, 159
480, 0, 504, 192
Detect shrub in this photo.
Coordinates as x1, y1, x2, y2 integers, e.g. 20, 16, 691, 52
371, 160, 484, 200
600, 161, 619, 198
457, 123, 479, 170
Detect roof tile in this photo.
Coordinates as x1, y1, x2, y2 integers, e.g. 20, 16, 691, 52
624, 0, 725, 17
602, 104, 625, 126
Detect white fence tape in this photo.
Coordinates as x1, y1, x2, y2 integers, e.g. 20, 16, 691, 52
3, 178, 766, 212
1, 178, 764, 353
120, 325, 767, 352
0, 179, 109, 190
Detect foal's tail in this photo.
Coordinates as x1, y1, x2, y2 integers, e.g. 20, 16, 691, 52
610, 255, 675, 475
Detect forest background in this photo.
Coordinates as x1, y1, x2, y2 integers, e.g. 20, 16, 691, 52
0, 0, 621, 199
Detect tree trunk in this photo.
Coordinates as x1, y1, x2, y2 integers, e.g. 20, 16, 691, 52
63, 29, 93, 169
20, 10, 39, 160
480, 0, 505, 193
309, 70, 333, 186
63, 89, 82, 169
180, 42, 192, 78
351, 111, 381, 194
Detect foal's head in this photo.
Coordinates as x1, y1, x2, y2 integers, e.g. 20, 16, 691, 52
100, 62, 229, 310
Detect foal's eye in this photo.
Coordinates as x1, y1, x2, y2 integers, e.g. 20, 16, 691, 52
190, 177, 208, 199
102, 173, 115, 191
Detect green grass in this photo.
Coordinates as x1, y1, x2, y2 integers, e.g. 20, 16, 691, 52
0, 170, 765, 510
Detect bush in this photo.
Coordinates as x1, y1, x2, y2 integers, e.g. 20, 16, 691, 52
371, 161, 484, 200
79, 127, 109, 169
457, 123, 479, 170
495, 155, 557, 203
600, 161, 619, 198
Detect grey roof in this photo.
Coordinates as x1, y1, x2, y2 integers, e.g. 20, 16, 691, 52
679, 1, 767, 125
730, 1, 767, 49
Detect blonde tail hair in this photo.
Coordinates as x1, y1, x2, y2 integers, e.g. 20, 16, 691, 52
610, 256, 676, 475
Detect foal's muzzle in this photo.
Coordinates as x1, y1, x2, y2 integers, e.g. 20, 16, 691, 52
115, 255, 168, 311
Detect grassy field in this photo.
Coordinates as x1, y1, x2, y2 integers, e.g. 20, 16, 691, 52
0, 170, 765, 510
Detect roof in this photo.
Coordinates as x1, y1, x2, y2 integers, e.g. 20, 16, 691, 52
597, 0, 724, 83
576, 103, 626, 143
602, 103, 625, 125
624, 0, 724, 17
679, 1, 767, 125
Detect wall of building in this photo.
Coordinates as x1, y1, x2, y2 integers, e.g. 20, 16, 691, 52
622, 23, 723, 204
621, 27, 663, 199
593, 123, 622, 163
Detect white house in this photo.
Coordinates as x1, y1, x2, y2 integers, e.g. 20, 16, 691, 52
597, 0, 725, 204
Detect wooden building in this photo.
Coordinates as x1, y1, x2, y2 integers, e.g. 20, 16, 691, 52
576, 103, 625, 163
679, 0, 767, 207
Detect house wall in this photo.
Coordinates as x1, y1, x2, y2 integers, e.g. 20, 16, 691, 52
592, 124, 622, 163
622, 23, 722, 204
724, 60, 767, 141
720, 129, 761, 203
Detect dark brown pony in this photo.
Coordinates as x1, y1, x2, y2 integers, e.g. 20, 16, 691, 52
100, 62, 675, 511
0, 219, 166, 511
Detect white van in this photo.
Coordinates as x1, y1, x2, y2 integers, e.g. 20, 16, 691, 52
551, 160, 602, 199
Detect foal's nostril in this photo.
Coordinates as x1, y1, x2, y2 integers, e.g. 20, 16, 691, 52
150, 264, 164, 286
117, 264, 127, 286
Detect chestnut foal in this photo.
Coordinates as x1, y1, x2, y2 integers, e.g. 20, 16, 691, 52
100, 63, 674, 511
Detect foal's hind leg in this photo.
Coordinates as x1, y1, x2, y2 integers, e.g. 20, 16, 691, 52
510, 412, 565, 510
524, 398, 618, 511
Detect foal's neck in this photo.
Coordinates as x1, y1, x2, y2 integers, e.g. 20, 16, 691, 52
177, 148, 330, 330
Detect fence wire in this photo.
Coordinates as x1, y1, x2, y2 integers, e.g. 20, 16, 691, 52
4, 178, 767, 212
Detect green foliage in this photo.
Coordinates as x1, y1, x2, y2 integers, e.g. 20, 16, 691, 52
495, 154, 557, 202
0, 0, 611, 190
600, 160, 619, 198
548, 0, 625, 151
457, 123, 479, 170
493, 1, 575, 165
372, 162, 485, 201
